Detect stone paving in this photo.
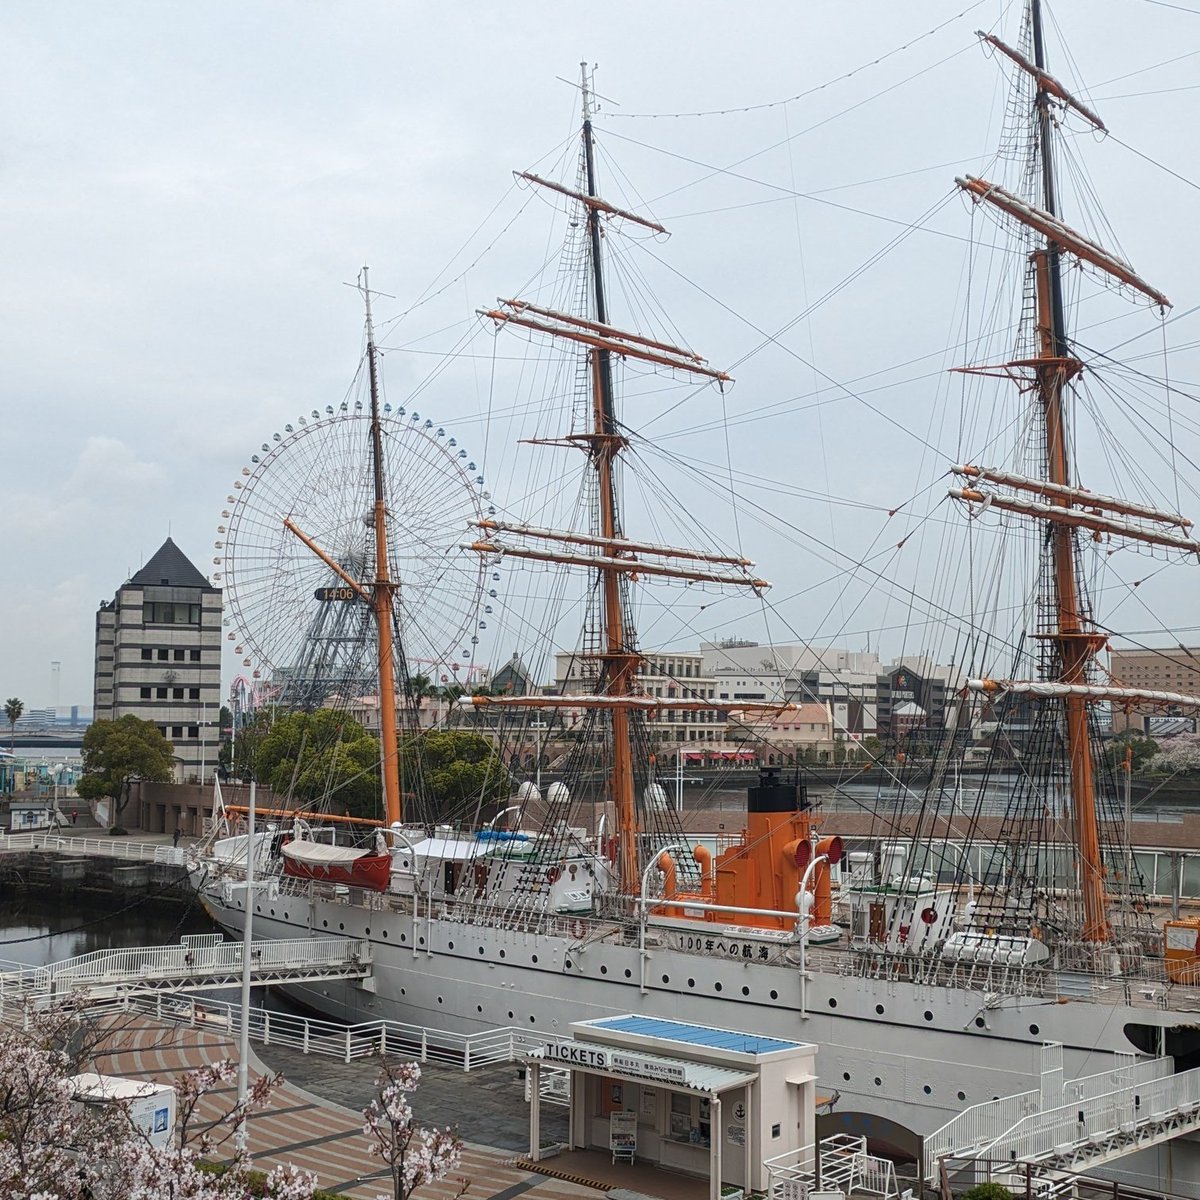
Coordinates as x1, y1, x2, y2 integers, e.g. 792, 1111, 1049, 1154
88, 1011, 596, 1200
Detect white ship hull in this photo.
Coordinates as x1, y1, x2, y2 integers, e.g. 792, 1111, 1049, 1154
198, 880, 1200, 1192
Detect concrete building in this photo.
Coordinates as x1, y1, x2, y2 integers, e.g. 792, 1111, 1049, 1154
1110, 646, 1200, 734
555, 650, 724, 744
93, 539, 223, 782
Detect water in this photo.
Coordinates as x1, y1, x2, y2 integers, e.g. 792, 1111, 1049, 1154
0, 892, 220, 969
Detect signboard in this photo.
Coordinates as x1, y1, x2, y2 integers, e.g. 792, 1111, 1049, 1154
314, 586, 360, 602
610, 1110, 637, 1161
544, 1042, 690, 1086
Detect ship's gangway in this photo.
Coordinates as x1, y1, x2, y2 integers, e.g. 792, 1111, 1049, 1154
924, 1042, 1200, 1185
0, 933, 372, 1011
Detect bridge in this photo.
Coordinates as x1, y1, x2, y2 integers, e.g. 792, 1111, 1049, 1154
0, 933, 372, 1011
925, 1042, 1200, 1186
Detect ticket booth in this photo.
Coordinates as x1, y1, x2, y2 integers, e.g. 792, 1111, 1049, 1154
526, 1015, 818, 1200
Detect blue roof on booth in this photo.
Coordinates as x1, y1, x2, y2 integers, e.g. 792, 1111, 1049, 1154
584, 1015, 802, 1055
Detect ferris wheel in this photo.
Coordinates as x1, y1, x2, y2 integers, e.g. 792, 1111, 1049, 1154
214, 400, 492, 703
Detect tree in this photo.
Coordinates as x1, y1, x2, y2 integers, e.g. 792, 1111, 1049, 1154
77, 715, 175, 817
0, 1006, 317, 1200
4, 697, 23, 752
1107, 731, 1157, 772
1148, 732, 1200, 775
244, 708, 382, 819
217, 704, 234, 778
361, 1060, 465, 1200
400, 729, 510, 820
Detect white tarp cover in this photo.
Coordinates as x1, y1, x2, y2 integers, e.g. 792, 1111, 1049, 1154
281, 840, 374, 866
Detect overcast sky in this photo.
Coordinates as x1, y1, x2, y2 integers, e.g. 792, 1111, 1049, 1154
4, 0, 1199, 709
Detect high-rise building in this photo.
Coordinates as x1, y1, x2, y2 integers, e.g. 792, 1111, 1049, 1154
93, 538, 223, 781
1110, 646, 1200, 735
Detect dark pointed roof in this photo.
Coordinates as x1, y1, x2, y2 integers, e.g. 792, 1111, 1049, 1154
130, 538, 213, 589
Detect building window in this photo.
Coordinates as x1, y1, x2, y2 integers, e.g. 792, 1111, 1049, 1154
188, 725, 199, 739
172, 726, 183, 739
140, 687, 151, 699
143, 602, 202, 626
157, 648, 169, 661
158, 725, 167, 737
189, 649, 201, 661
141, 648, 153, 661
156, 687, 167, 699
189, 687, 200, 700
172, 688, 184, 700
174, 648, 185, 661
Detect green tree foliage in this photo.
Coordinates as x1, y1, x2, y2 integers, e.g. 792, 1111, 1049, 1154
241, 708, 381, 819
1107, 731, 1158, 772
217, 704, 234, 776
4, 697, 23, 751
962, 1184, 1013, 1200
77, 715, 175, 814
400, 729, 510, 820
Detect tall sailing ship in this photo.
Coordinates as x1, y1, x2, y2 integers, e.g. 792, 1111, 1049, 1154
196, 5, 1200, 1188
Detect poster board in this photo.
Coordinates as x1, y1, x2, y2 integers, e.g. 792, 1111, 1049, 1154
610, 1110, 637, 1163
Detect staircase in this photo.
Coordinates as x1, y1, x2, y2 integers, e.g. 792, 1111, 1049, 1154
925, 1043, 1200, 1183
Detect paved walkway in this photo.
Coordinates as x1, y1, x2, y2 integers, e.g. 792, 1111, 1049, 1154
89, 1012, 598, 1200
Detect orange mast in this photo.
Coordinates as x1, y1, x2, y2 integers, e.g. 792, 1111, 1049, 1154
362, 268, 404, 827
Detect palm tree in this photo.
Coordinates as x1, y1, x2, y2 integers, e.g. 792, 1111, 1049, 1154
4, 698, 24, 753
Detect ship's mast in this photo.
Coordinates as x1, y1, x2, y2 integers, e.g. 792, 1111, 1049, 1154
579, 64, 641, 894
953, 3, 1190, 946
1028, 0, 1108, 942
363, 267, 404, 826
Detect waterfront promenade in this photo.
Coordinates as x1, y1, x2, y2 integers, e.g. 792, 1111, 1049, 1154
91, 1011, 601, 1200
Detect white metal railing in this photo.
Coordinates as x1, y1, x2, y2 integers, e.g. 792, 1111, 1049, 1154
0, 938, 369, 1007
107, 992, 568, 1071
0, 832, 181, 863
923, 1088, 1041, 1167
982, 1065, 1200, 1165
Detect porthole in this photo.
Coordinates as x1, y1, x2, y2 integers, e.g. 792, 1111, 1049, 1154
923, 1010, 933, 1022
322, 919, 328, 928
508, 1010, 514, 1020
270, 908, 275, 917
499, 949, 505, 959
447, 941, 454, 950
742, 986, 750, 997
662, 974, 670, 984
688, 978, 696, 989
600, 965, 609, 975
1029, 1023, 1040, 1036
382, 930, 389, 939
364, 927, 370, 936
339, 922, 344, 931
437, 996, 443, 1005
957, 1090, 966, 1102
419, 937, 426, 946
565, 959, 572, 969
975, 1017, 986, 1029
624, 968, 631, 978
874, 1077, 882, 1087
842, 1072, 851, 1082
875, 1004, 884, 1015
478, 947, 485, 955
531, 954, 538, 964
770, 990, 778, 1000
529, 1015, 536, 1023
284, 912, 289, 920
477, 1005, 483, 1014
400, 988, 406, 996
400, 933, 407, 943
923, 1085, 932, 1095
828, 998, 838, 1009
714, 982, 723, 992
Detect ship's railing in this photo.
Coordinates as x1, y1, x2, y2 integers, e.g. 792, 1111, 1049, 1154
110, 992, 569, 1076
